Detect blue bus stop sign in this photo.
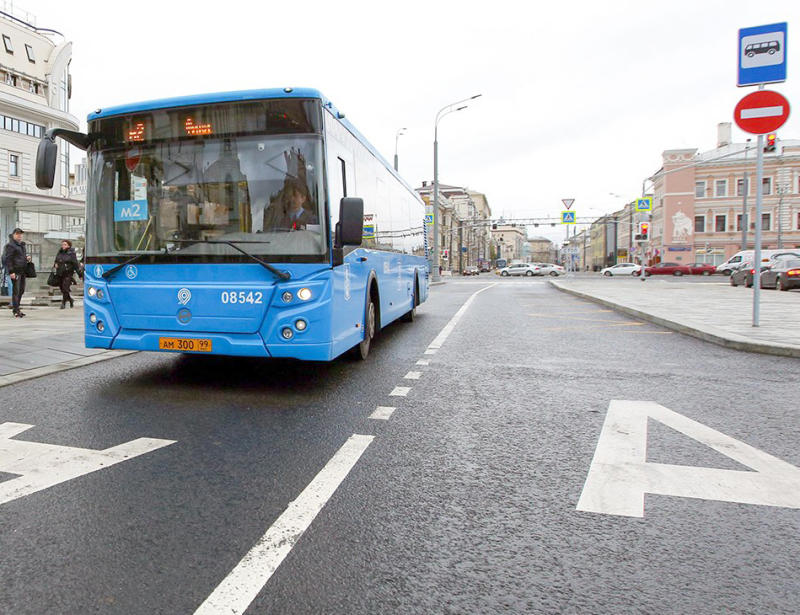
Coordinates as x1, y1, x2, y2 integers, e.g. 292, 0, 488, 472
738, 22, 787, 87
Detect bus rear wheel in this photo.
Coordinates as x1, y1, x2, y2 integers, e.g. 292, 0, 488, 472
401, 278, 418, 322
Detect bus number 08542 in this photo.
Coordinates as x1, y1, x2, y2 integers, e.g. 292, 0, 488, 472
221, 291, 263, 304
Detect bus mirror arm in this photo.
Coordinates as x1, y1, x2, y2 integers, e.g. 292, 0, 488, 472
36, 128, 97, 190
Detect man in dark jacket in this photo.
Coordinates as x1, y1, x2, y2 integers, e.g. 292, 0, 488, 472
2, 228, 30, 317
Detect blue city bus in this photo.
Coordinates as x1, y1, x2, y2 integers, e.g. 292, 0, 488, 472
36, 88, 429, 360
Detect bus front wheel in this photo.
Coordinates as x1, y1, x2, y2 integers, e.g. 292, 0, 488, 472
357, 296, 377, 360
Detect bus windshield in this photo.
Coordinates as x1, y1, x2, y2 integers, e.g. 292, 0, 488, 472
86, 100, 327, 263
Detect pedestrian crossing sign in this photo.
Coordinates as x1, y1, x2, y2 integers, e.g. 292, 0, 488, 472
362, 224, 375, 239
424, 214, 434, 225
636, 197, 652, 211
561, 211, 576, 224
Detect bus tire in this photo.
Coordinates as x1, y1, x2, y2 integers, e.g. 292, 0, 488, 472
401, 276, 419, 322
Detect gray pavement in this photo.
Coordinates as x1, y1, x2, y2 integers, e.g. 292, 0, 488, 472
550, 274, 800, 358
0, 298, 131, 386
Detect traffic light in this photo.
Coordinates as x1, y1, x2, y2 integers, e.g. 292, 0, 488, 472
764, 133, 777, 152
441, 249, 449, 260
635, 221, 649, 241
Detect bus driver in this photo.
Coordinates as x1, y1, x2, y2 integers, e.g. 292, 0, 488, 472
262, 178, 318, 231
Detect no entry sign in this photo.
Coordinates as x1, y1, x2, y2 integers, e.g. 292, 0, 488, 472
734, 90, 790, 134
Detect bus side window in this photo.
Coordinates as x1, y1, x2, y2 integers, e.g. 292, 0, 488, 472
339, 157, 347, 197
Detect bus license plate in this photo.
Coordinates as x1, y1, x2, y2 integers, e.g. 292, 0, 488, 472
158, 337, 212, 353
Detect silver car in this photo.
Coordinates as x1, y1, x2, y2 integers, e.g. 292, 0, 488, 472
499, 263, 541, 277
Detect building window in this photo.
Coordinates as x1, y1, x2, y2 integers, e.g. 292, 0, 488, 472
737, 178, 749, 196
0, 113, 44, 138
4, 72, 16, 87
762, 213, 771, 231
715, 215, 726, 232
2, 35, 12, 54
762, 177, 772, 195
695, 181, 707, 198
24, 44, 34, 63
737, 214, 744, 231
694, 215, 705, 233
9, 154, 19, 177
715, 179, 727, 197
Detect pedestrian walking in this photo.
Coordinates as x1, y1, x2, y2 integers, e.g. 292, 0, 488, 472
52, 240, 82, 309
2, 228, 31, 317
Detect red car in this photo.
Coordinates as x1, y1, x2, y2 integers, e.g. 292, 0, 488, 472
687, 262, 716, 276
643, 262, 692, 276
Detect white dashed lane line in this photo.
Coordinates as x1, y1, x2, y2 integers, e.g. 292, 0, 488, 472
404, 371, 421, 380
389, 386, 411, 397
369, 406, 397, 420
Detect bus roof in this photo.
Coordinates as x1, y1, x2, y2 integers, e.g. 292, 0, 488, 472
87, 87, 327, 120
87, 87, 422, 201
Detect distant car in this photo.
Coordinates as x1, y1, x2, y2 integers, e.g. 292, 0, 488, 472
759, 258, 800, 291
687, 263, 716, 276
642, 262, 692, 276
729, 262, 768, 287
601, 263, 639, 277
462, 266, 479, 276
499, 263, 540, 277
479, 263, 491, 272
535, 263, 565, 276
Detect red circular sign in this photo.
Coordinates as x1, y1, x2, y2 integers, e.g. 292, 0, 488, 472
734, 90, 790, 135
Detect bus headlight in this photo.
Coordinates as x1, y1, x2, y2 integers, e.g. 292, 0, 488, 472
295, 319, 307, 331
96, 289, 104, 300
281, 327, 294, 340
297, 288, 312, 301
281, 291, 293, 303
96, 321, 105, 332
89, 313, 97, 323
87, 286, 97, 297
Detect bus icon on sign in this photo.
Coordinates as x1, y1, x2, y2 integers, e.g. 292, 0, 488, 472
745, 41, 780, 57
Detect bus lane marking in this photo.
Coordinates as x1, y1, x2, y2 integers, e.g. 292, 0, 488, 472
425, 283, 497, 353
369, 406, 396, 421
577, 400, 800, 518
0, 422, 175, 506
195, 434, 374, 615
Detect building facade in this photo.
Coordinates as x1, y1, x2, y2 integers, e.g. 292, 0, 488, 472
491, 224, 526, 263
0, 5, 83, 282
651, 123, 800, 266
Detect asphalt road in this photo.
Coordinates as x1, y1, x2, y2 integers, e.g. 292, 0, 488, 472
1, 276, 798, 614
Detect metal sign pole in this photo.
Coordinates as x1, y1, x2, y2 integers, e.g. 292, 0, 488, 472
753, 131, 764, 326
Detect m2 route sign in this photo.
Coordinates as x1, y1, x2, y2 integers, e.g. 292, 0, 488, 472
734, 90, 790, 135
561, 211, 576, 224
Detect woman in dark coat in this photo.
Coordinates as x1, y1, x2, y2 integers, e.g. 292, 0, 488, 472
53, 240, 82, 308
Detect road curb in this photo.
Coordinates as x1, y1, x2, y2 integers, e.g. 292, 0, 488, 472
549, 280, 800, 359
0, 350, 137, 388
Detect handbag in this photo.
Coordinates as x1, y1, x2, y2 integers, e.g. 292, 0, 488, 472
24, 261, 36, 278
47, 268, 59, 287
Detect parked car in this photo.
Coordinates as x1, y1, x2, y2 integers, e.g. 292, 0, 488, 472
601, 263, 639, 276
717, 249, 799, 275
462, 265, 479, 276
535, 263, 565, 276
642, 262, 692, 276
498, 263, 540, 277
758, 258, 800, 291
687, 262, 717, 276
729, 262, 769, 287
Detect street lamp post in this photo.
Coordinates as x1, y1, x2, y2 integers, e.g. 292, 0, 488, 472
432, 94, 481, 282
393, 128, 406, 172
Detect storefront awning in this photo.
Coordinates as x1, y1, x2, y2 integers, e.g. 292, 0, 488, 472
0, 189, 85, 216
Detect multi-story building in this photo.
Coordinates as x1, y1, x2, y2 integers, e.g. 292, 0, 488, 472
491, 224, 526, 263
528, 236, 556, 263
0, 5, 83, 279
650, 123, 800, 266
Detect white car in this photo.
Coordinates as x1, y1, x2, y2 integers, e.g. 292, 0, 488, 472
601, 263, 640, 276
499, 263, 541, 277
534, 263, 566, 276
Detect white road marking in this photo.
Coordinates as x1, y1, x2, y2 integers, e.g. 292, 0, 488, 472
404, 371, 421, 380
369, 406, 396, 420
195, 434, 374, 615
0, 422, 175, 506
389, 386, 411, 397
577, 400, 800, 518
426, 283, 497, 353
740, 105, 784, 119
424, 349, 437, 355
416, 359, 430, 366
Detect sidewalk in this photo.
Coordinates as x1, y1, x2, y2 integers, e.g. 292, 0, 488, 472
0, 299, 133, 387
550, 276, 800, 358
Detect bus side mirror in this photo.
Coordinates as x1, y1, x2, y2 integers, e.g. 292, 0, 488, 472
339, 197, 363, 246
36, 136, 58, 189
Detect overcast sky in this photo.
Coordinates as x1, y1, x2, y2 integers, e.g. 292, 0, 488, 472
24, 0, 798, 243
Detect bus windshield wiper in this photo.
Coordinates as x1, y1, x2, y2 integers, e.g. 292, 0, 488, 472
169, 239, 291, 280
102, 250, 165, 280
